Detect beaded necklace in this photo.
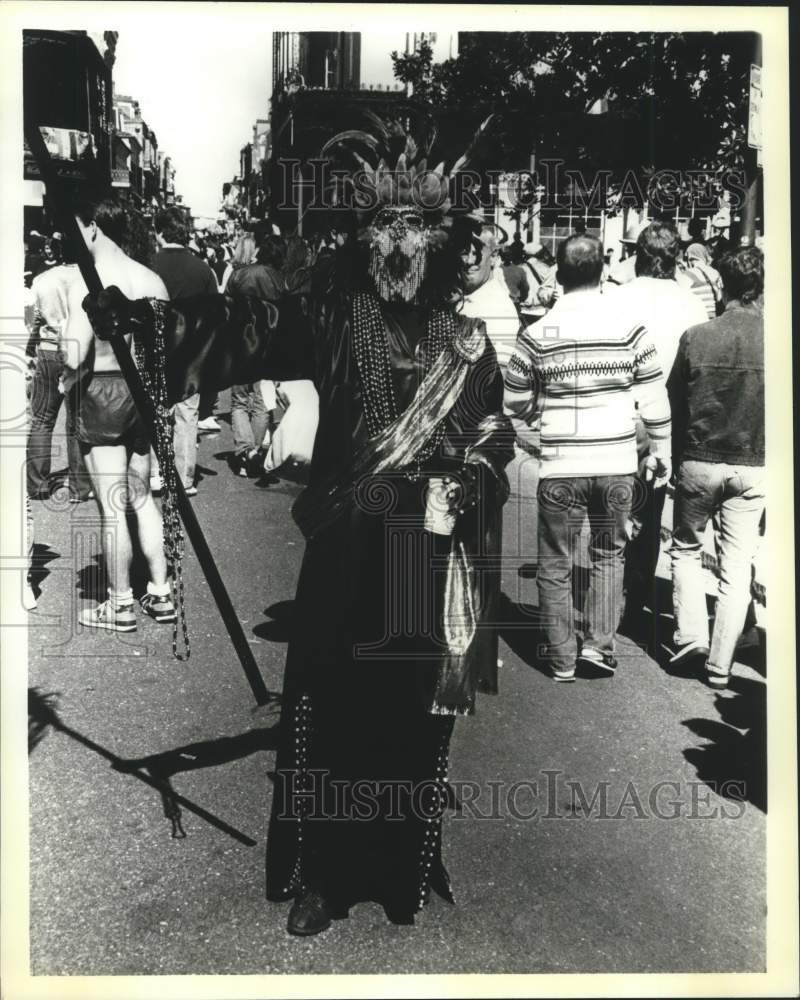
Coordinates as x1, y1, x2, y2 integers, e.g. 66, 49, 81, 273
351, 291, 454, 472
133, 299, 190, 660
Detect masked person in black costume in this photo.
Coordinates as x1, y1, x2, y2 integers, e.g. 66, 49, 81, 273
82, 111, 514, 936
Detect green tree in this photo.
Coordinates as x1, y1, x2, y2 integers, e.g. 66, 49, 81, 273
392, 32, 757, 183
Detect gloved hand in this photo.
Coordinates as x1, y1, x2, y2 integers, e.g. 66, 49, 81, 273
82, 286, 152, 342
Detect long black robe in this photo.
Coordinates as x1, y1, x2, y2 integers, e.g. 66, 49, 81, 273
264, 295, 512, 919
134, 279, 514, 921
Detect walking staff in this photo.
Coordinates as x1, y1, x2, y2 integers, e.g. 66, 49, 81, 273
23, 40, 270, 705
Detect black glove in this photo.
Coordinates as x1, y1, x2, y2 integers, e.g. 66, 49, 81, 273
447, 464, 481, 516
82, 285, 152, 342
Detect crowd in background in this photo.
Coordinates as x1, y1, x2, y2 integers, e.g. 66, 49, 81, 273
22, 197, 765, 690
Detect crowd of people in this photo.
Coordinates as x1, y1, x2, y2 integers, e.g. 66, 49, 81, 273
22, 159, 765, 934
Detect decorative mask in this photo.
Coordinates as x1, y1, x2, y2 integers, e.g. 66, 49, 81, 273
367, 207, 429, 303
319, 110, 501, 303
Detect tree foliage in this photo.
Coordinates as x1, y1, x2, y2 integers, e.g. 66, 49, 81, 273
391, 32, 757, 182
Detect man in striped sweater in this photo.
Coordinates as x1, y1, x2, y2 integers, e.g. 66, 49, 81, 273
504, 233, 671, 681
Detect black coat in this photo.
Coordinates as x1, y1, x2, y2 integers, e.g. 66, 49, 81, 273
134, 274, 514, 918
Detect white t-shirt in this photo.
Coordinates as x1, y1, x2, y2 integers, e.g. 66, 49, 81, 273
604, 275, 708, 377
459, 275, 521, 370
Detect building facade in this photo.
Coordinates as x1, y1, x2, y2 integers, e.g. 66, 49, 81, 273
23, 29, 183, 239
268, 31, 442, 234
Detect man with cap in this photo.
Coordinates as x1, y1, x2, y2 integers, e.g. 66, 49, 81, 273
606, 221, 707, 639
607, 219, 644, 286
707, 209, 733, 265
457, 216, 521, 371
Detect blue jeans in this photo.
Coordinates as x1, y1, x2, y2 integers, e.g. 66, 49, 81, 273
27, 350, 91, 498
537, 475, 634, 672
671, 460, 765, 677
173, 392, 199, 489
231, 383, 269, 456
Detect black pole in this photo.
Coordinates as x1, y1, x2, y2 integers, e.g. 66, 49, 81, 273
24, 120, 271, 707
740, 33, 763, 247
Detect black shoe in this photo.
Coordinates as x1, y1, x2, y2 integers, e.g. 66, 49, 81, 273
669, 641, 710, 672
576, 648, 618, 676
287, 890, 333, 937
246, 448, 266, 478
618, 605, 647, 642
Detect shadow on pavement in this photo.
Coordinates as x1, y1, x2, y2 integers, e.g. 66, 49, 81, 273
77, 543, 152, 602
76, 555, 106, 603
28, 687, 278, 844
620, 576, 765, 678
29, 543, 60, 600
254, 600, 295, 643
681, 675, 766, 812
497, 592, 549, 677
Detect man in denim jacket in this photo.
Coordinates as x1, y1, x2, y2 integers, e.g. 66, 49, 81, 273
666, 247, 765, 688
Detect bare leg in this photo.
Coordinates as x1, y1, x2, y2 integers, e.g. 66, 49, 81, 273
127, 448, 168, 587
82, 444, 133, 595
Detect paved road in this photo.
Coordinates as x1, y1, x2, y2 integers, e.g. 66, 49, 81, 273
25, 397, 766, 975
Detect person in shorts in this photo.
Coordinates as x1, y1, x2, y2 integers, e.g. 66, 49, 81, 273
62, 196, 175, 632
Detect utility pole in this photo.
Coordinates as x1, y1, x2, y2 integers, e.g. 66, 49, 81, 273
740, 32, 763, 246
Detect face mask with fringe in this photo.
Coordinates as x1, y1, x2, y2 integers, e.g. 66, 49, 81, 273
320, 110, 498, 304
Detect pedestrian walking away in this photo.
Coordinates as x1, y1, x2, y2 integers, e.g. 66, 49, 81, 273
26, 253, 92, 501
152, 206, 219, 494
605, 222, 707, 638
504, 233, 672, 682
61, 196, 176, 632
667, 247, 765, 688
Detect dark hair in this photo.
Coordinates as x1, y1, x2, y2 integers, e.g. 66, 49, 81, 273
155, 207, 189, 245
687, 216, 706, 240
257, 234, 287, 269
75, 195, 128, 245
556, 233, 604, 290
635, 222, 680, 279
718, 247, 764, 304
119, 209, 156, 267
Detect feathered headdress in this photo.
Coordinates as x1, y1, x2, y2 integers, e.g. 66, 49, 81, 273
320, 107, 499, 221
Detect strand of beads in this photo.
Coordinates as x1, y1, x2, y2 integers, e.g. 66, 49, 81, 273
352, 291, 399, 437
412, 307, 453, 466
133, 301, 190, 660
352, 293, 455, 455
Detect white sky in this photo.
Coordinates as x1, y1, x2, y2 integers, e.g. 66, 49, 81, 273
112, 23, 273, 218
111, 26, 417, 219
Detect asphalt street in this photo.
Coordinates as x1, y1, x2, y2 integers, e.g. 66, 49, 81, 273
24, 394, 766, 976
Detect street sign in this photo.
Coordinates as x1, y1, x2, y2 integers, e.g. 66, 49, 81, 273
748, 63, 762, 151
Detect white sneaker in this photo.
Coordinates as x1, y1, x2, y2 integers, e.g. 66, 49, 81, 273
198, 417, 221, 433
